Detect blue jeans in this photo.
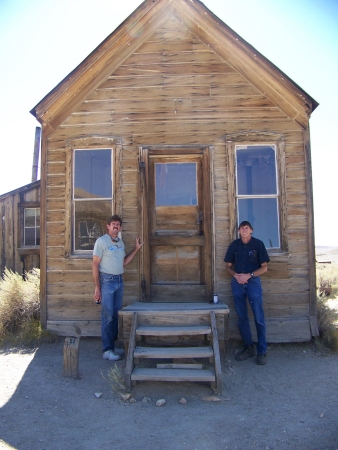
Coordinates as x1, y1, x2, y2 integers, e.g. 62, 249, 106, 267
231, 276, 267, 354
100, 273, 124, 353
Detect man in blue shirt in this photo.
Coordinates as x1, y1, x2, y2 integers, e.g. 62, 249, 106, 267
224, 221, 269, 365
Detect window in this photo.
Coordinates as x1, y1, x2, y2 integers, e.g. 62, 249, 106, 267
24, 208, 40, 246
155, 163, 197, 206
73, 149, 113, 252
235, 144, 280, 249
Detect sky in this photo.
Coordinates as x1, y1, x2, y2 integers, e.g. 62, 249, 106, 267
0, 0, 337, 246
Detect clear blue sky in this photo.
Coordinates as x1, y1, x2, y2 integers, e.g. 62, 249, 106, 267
0, 0, 337, 245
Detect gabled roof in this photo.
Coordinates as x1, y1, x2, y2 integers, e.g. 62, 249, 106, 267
0, 180, 41, 201
30, 0, 318, 132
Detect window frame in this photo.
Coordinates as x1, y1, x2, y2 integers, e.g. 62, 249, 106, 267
72, 147, 114, 254
226, 134, 287, 252
65, 137, 122, 257
19, 203, 41, 248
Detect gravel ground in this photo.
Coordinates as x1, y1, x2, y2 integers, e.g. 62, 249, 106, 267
0, 338, 338, 450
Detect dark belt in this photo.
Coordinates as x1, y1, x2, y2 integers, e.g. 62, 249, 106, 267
100, 273, 123, 279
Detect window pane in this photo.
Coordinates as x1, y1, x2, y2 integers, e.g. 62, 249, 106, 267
25, 228, 36, 246
36, 209, 40, 226
236, 145, 277, 195
74, 200, 112, 251
238, 198, 279, 248
74, 149, 112, 199
155, 163, 197, 206
24, 208, 40, 246
25, 209, 36, 227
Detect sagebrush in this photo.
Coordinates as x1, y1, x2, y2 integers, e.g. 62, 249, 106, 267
105, 364, 127, 392
316, 263, 338, 352
0, 268, 57, 346
317, 264, 338, 297
316, 296, 338, 351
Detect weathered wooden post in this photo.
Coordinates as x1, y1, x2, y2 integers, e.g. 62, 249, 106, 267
63, 337, 80, 378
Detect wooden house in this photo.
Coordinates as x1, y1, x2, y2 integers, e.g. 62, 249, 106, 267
0, 180, 40, 276
30, 0, 318, 344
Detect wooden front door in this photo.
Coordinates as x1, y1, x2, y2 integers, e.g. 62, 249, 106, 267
141, 148, 212, 302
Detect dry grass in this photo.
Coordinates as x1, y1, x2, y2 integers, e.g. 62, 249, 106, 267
0, 268, 57, 347
317, 264, 338, 296
102, 365, 127, 394
316, 262, 338, 352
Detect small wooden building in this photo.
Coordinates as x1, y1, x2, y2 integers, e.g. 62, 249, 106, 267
30, 0, 318, 342
0, 181, 40, 276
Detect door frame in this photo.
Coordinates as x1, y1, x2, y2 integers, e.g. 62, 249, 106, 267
139, 146, 213, 302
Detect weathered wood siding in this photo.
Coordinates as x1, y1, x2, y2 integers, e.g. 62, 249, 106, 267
44, 17, 313, 341
0, 182, 40, 276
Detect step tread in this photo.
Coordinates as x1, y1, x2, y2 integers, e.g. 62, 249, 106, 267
134, 346, 214, 358
136, 325, 211, 336
121, 302, 229, 313
131, 367, 215, 382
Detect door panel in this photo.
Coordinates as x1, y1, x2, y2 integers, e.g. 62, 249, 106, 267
142, 149, 212, 302
152, 245, 200, 284
150, 284, 206, 302
155, 206, 198, 233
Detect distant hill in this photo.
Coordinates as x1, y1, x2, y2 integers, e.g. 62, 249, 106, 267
316, 246, 338, 263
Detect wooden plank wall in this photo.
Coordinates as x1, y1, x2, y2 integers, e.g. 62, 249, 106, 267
0, 185, 40, 276
0, 194, 17, 275
45, 17, 312, 341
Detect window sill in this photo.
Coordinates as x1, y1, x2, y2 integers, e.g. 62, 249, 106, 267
267, 252, 290, 261
68, 253, 93, 259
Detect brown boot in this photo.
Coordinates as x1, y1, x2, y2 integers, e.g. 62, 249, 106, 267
256, 353, 267, 365
235, 344, 256, 361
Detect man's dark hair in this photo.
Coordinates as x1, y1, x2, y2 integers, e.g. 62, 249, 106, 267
238, 220, 253, 230
107, 214, 122, 226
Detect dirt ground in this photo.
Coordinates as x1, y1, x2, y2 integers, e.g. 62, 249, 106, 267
1, 338, 338, 450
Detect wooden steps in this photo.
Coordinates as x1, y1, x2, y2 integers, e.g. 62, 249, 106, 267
124, 310, 223, 393
136, 325, 211, 336
131, 368, 215, 382
134, 346, 214, 359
